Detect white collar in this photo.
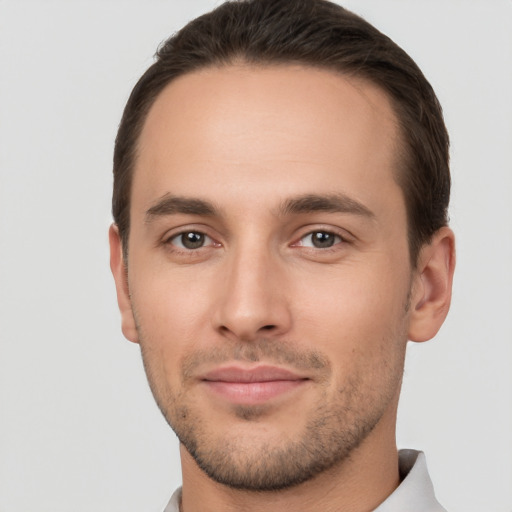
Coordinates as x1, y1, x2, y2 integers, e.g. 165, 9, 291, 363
163, 449, 446, 512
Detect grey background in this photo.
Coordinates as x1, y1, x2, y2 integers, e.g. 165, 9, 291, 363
0, 1, 511, 510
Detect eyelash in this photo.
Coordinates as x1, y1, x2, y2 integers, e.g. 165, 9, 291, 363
164, 230, 218, 251
293, 230, 345, 250
164, 228, 348, 253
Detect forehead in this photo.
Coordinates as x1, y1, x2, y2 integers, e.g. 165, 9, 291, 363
133, 64, 402, 217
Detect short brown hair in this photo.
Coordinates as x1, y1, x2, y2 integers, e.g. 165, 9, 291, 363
113, 0, 450, 264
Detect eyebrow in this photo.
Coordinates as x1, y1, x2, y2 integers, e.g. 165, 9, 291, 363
279, 193, 375, 218
145, 194, 218, 222
144, 192, 375, 223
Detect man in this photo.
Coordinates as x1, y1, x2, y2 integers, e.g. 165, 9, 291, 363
109, 0, 455, 510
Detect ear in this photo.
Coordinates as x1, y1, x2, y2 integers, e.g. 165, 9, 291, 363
109, 224, 139, 343
408, 226, 456, 342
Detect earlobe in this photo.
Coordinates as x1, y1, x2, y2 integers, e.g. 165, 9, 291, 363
109, 224, 139, 343
408, 227, 456, 343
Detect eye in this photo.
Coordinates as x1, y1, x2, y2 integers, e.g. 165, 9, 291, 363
169, 231, 213, 250
299, 231, 342, 249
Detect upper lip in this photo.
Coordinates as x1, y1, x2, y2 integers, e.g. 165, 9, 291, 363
201, 365, 307, 383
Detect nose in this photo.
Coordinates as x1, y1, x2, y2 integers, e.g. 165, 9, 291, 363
212, 245, 292, 342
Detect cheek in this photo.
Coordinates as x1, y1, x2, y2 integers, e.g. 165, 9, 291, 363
295, 273, 409, 407
132, 259, 212, 329
293, 262, 410, 364
130, 267, 216, 384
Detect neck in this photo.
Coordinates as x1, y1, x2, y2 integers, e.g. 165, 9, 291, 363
179, 418, 400, 512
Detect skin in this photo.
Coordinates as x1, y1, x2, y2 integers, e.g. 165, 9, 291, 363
110, 64, 455, 512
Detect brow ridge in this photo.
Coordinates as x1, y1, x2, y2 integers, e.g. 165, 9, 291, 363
145, 194, 217, 222
144, 192, 374, 223
279, 193, 375, 218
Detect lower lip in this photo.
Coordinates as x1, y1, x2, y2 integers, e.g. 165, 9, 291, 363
203, 379, 308, 405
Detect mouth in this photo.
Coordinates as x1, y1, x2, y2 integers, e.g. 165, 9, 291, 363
200, 365, 310, 405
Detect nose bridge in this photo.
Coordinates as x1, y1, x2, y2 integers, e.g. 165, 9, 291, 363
214, 234, 290, 340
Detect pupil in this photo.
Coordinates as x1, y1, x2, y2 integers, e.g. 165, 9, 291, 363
312, 232, 334, 248
182, 232, 204, 249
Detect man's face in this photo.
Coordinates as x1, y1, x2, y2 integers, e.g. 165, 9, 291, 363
117, 65, 417, 489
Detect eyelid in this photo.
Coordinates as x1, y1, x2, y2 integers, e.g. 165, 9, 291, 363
161, 224, 221, 248
159, 224, 353, 253
291, 225, 353, 247
298, 232, 342, 248
169, 232, 214, 249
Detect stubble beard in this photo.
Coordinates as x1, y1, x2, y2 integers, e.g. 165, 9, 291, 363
138, 336, 406, 492
172, 383, 390, 491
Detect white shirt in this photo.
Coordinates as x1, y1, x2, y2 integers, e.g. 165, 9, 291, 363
163, 449, 446, 512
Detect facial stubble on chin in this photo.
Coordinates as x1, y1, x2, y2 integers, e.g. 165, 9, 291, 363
137, 333, 407, 492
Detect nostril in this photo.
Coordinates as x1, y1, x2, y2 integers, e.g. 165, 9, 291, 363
262, 325, 276, 330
